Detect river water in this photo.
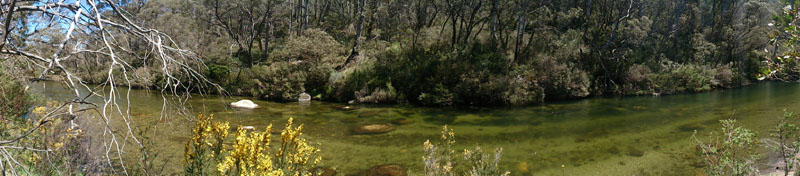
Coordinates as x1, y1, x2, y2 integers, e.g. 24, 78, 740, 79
30, 81, 800, 175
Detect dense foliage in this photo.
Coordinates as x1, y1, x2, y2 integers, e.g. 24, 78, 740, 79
59, 0, 784, 106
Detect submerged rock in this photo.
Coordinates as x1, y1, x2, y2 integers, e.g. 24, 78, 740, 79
391, 118, 413, 125
231, 100, 259, 109
340, 117, 363, 124
363, 164, 407, 176
607, 146, 621, 154
678, 123, 705, 132
627, 147, 644, 157
270, 128, 283, 134
351, 124, 395, 135
299, 92, 312, 102
311, 167, 337, 176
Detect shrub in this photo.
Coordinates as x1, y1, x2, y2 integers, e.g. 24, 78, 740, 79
534, 54, 591, 100
185, 114, 230, 175
0, 66, 30, 119
1, 100, 92, 175
712, 64, 735, 87
626, 64, 651, 84
453, 71, 511, 105
506, 67, 545, 105
354, 82, 398, 104
184, 115, 321, 176
207, 64, 231, 84
423, 126, 456, 176
217, 118, 321, 176
130, 67, 157, 89
326, 65, 376, 102
269, 28, 345, 66
624, 64, 652, 94
418, 84, 454, 106
771, 111, 800, 175
463, 146, 508, 176
251, 63, 307, 101
423, 125, 510, 176
693, 119, 759, 176
250, 28, 345, 99
648, 61, 719, 94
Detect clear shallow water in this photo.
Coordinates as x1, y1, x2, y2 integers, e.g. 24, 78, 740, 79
30, 81, 800, 175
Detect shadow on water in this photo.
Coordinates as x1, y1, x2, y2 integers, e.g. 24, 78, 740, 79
28, 81, 800, 175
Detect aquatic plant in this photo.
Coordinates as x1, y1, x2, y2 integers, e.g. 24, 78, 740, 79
423, 125, 510, 176
771, 111, 800, 176
184, 115, 321, 176
693, 119, 759, 176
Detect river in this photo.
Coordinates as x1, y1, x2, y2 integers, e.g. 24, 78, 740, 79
30, 81, 800, 175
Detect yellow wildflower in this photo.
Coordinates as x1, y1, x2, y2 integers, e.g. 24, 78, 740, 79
33, 106, 46, 116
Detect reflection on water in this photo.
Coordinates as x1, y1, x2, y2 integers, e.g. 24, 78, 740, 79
30, 81, 800, 175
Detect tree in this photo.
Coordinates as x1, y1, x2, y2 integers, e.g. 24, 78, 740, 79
0, 0, 217, 174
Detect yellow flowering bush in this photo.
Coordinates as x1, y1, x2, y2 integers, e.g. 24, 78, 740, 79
0, 99, 85, 174
32, 106, 46, 116
185, 115, 321, 176
185, 114, 230, 175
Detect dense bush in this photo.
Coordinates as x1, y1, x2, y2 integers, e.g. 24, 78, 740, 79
207, 64, 231, 84
533, 55, 591, 100
351, 41, 546, 106
506, 67, 545, 105
624, 64, 653, 95
622, 61, 737, 95
0, 65, 30, 118
250, 63, 307, 101
0, 66, 102, 175
694, 119, 759, 176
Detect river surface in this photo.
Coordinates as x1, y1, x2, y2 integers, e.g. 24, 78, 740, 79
30, 81, 800, 175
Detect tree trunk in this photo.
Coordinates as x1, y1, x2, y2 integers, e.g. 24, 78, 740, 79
514, 0, 528, 63
490, 0, 499, 43
303, 0, 309, 33
262, 4, 272, 63
337, 0, 365, 71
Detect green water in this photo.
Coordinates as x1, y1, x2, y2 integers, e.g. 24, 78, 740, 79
30, 81, 800, 175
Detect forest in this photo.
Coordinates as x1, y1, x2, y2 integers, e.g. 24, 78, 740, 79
10, 0, 782, 106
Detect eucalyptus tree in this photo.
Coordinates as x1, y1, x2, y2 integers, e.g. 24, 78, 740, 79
0, 0, 217, 175
202, 0, 279, 67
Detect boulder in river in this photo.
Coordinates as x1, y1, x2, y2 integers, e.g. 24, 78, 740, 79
231, 100, 258, 109
351, 124, 395, 135
363, 164, 407, 176
391, 118, 413, 125
311, 167, 337, 176
299, 92, 312, 102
